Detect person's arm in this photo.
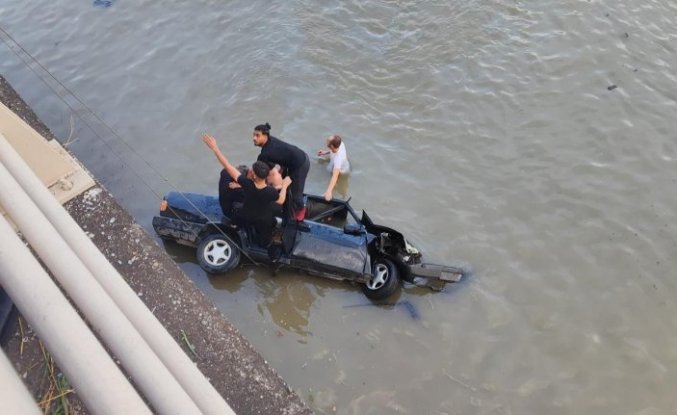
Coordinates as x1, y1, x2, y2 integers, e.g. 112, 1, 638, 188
323, 169, 340, 201
266, 164, 283, 190
275, 176, 292, 205
202, 134, 241, 182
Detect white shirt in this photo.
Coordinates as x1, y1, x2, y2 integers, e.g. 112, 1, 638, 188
327, 142, 350, 173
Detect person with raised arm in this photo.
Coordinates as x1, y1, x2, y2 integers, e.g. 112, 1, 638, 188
203, 133, 291, 248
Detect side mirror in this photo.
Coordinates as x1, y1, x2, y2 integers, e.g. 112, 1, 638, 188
361, 210, 374, 226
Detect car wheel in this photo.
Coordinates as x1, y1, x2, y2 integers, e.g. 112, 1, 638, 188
362, 258, 400, 300
196, 233, 241, 274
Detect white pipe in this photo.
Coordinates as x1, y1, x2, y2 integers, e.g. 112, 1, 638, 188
0, 348, 42, 415
0, 162, 203, 415
0, 214, 151, 415
0, 134, 234, 414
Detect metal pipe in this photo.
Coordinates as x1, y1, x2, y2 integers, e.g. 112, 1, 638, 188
0, 214, 151, 415
0, 161, 203, 415
0, 133, 234, 414
0, 348, 42, 415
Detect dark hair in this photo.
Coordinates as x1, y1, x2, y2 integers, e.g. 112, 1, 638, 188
254, 122, 271, 137
328, 134, 342, 149
236, 164, 250, 175
251, 161, 270, 179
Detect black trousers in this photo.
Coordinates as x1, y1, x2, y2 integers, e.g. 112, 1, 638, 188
236, 213, 275, 248
289, 154, 310, 212
218, 170, 243, 217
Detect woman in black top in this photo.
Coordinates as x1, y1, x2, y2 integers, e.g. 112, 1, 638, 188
203, 134, 291, 247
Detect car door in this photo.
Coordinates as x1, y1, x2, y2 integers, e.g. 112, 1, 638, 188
291, 218, 369, 276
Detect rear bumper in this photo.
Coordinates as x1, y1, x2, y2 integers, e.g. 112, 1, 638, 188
409, 263, 464, 283
152, 216, 203, 246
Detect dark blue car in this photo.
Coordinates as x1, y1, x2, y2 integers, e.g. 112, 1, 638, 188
152, 192, 464, 300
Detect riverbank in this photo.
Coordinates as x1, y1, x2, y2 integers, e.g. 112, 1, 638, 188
0, 75, 312, 415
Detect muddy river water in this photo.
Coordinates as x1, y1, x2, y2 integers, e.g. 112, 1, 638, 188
2, 1, 677, 413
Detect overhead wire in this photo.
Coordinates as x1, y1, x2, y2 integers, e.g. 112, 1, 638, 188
0, 24, 259, 265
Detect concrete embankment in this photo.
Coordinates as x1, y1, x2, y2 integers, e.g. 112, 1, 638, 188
0, 75, 313, 415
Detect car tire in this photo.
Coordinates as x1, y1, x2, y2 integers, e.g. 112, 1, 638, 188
196, 233, 241, 274
362, 258, 400, 300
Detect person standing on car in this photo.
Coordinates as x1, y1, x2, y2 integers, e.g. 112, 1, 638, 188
317, 134, 350, 201
203, 133, 291, 247
253, 123, 310, 221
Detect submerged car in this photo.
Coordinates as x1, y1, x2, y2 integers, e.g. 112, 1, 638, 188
152, 192, 465, 300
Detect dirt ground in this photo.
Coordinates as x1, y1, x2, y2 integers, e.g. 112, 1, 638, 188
0, 75, 313, 415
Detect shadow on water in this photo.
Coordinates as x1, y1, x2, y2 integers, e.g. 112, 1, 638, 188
341, 270, 473, 324
343, 269, 473, 321
343, 288, 425, 320
343, 301, 419, 320
158, 239, 195, 264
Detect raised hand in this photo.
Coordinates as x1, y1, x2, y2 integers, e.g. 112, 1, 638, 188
202, 133, 218, 150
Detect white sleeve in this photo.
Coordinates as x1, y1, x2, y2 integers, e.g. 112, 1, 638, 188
332, 149, 346, 172
336, 143, 349, 172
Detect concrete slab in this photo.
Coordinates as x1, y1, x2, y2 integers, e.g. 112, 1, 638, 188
0, 102, 95, 224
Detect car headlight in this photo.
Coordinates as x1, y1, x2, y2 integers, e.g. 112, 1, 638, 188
404, 239, 420, 255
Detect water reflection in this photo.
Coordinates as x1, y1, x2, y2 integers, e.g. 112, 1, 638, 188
207, 268, 251, 294
207, 264, 350, 340
255, 277, 318, 339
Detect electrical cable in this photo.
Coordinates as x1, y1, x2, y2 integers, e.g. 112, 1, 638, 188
0, 25, 260, 266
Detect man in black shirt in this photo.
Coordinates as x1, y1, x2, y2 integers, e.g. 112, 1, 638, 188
218, 164, 283, 218
203, 134, 291, 247
253, 123, 310, 221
